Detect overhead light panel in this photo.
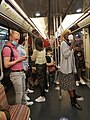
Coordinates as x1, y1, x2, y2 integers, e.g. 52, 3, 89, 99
8, 0, 28, 19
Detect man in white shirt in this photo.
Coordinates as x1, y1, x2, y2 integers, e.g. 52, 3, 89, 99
17, 36, 34, 106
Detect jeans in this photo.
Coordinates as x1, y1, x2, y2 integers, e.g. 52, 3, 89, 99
10, 71, 26, 104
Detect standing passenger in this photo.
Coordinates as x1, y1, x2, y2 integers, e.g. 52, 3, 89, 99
59, 29, 82, 110
17, 36, 34, 105
31, 38, 47, 102
2, 30, 30, 105
74, 45, 85, 86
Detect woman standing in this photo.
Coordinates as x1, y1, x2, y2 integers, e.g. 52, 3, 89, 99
31, 38, 47, 102
59, 29, 82, 110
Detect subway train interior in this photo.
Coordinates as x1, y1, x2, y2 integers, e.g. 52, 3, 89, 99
0, 0, 90, 120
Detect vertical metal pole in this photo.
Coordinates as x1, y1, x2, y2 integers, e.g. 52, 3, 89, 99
48, 0, 51, 39
56, 16, 60, 67
53, 16, 57, 66
59, 0, 62, 99
26, 33, 29, 55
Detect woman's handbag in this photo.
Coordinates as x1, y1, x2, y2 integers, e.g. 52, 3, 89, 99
48, 65, 56, 73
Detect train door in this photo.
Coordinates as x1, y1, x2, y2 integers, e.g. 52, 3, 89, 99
82, 26, 90, 81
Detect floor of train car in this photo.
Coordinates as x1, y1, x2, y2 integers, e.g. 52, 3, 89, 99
5, 81, 90, 120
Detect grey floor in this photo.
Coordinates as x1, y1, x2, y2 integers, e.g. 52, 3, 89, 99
6, 81, 90, 120
28, 83, 90, 120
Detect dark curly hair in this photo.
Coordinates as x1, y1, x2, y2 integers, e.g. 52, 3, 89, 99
35, 38, 44, 51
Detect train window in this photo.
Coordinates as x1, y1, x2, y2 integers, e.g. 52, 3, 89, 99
0, 26, 9, 48
0, 54, 1, 76
0, 52, 3, 80
0, 26, 8, 80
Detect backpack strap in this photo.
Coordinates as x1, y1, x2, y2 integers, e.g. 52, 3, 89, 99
2, 45, 14, 61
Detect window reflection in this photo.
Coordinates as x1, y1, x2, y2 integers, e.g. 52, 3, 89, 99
0, 26, 8, 80
0, 56, 1, 76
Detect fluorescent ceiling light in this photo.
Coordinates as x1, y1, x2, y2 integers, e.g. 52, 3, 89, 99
61, 13, 83, 30
55, 13, 83, 37
31, 17, 47, 39
76, 8, 82, 13
8, 0, 28, 19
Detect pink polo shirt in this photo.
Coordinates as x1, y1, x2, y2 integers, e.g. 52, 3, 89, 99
2, 42, 23, 70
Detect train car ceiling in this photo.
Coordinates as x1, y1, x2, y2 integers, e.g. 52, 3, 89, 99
13, 0, 84, 37
0, 0, 90, 38
0, 0, 38, 36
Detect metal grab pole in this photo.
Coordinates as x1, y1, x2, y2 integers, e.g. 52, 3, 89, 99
53, 16, 57, 66
59, 0, 62, 99
56, 16, 60, 67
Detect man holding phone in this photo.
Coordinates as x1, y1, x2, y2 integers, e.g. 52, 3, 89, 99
2, 30, 29, 105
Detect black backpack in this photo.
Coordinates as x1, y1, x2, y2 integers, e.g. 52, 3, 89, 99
1, 45, 14, 78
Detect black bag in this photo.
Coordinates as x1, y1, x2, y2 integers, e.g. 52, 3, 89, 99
0, 105, 11, 120
1, 45, 14, 89
2, 45, 14, 77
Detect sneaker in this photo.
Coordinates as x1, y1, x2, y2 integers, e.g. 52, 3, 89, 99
76, 81, 79, 86
55, 81, 59, 85
26, 101, 34, 106
80, 78, 86, 85
59, 96, 62, 100
25, 94, 30, 101
29, 118, 31, 120
76, 97, 84, 101
72, 102, 82, 110
35, 96, 45, 102
45, 89, 49, 92
55, 86, 60, 90
26, 88, 34, 93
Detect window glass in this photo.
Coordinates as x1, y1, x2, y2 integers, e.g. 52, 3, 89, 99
0, 26, 8, 80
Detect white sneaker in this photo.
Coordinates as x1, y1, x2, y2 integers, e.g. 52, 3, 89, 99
55, 86, 60, 90
26, 89, 34, 93
25, 94, 30, 101
59, 96, 62, 100
55, 81, 59, 85
35, 96, 45, 102
26, 101, 34, 106
80, 78, 86, 85
76, 97, 84, 101
29, 118, 31, 120
45, 89, 49, 92
76, 81, 79, 86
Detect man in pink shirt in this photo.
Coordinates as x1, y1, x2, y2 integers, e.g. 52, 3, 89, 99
2, 30, 33, 105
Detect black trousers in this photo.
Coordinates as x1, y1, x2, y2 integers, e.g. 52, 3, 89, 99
36, 64, 47, 96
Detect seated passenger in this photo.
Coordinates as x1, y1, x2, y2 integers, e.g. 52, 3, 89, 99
46, 47, 56, 86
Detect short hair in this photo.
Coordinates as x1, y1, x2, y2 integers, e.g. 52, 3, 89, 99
18, 36, 25, 44
61, 29, 71, 41
10, 30, 20, 40
35, 38, 43, 51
